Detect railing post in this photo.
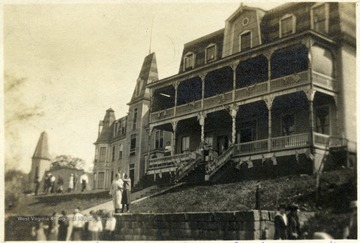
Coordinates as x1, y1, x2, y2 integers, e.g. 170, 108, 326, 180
199, 73, 206, 110
228, 104, 239, 144
171, 121, 178, 156
146, 125, 154, 173
173, 81, 179, 117
197, 112, 206, 144
265, 97, 274, 152
306, 89, 316, 146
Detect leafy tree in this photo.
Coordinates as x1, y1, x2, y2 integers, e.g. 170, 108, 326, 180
51, 155, 86, 170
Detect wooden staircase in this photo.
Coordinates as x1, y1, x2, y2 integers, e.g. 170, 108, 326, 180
205, 145, 235, 181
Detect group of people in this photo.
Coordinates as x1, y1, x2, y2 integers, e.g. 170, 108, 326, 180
34, 172, 89, 195
31, 208, 117, 241
274, 203, 302, 240
110, 173, 131, 213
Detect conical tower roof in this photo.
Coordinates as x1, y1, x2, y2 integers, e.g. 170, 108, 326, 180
129, 52, 158, 104
32, 131, 50, 160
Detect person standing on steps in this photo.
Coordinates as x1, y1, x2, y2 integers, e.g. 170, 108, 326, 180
121, 173, 131, 213
274, 204, 288, 240
287, 203, 302, 239
109, 173, 123, 213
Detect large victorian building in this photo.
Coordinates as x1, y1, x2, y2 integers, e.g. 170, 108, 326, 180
93, 2, 356, 189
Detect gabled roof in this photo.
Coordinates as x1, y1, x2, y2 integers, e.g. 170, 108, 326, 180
226, 4, 266, 23
32, 131, 50, 160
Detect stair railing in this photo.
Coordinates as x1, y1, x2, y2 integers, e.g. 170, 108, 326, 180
205, 145, 234, 177
174, 152, 202, 183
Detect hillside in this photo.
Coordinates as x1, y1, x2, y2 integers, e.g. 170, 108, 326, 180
129, 168, 356, 239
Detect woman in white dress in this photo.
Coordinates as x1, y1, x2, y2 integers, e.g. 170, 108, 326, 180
109, 173, 123, 213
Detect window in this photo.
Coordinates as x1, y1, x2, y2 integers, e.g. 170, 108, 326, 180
282, 114, 295, 136
111, 146, 115, 162
184, 53, 195, 71
239, 31, 251, 51
119, 144, 123, 159
312, 4, 328, 34
97, 172, 105, 189
99, 147, 106, 162
155, 130, 164, 149
316, 106, 330, 135
132, 108, 138, 130
130, 134, 136, 155
120, 119, 126, 135
280, 15, 295, 37
206, 45, 216, 63
181, 136, 190, 152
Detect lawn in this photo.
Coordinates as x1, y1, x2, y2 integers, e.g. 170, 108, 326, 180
130, 168, 355, 214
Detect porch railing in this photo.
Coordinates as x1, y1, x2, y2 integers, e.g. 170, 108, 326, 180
271, 133, 310, 150
176, 100, 201, 116
235, 82, 268, 100
270, 71, 308, 92
150, 107, 174, 123
203, 91, 232, 109
312, 71, 336, 91
233, 139, 268, 156
148, 152, 191, 171
329, 136, 348, 148
314, 132, 329, 147
205, 145, 234, 176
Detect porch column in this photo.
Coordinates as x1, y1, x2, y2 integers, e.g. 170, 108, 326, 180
229, 104, 239, 144
230, 62, 239, 102
306, 90, 316, 146
265, 97, 274, 151
146, 125, 155, 172
200, 73, 206, 109
171, 121, 178, 156
173, 81, 179, 116
264, 50, 274, 92
198, 112, 206, 144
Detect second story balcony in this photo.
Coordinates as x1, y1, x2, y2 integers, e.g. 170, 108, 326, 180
149, 32, 337, 125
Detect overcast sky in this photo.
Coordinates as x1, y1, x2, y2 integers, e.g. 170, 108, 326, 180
4, 1, 285, 173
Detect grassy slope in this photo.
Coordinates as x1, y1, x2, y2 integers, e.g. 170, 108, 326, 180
131, 168, 355, 214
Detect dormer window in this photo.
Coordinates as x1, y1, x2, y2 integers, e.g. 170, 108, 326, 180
311, 3, 329, 34
280, 14, 296, 38
205, 44, 216, 63
184, 52, 195, 71
239, 31, 251, 52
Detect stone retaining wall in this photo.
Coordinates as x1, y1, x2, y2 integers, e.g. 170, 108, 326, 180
113, 210, 277, 240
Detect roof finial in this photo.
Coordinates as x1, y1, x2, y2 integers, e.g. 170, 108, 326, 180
149, 17, 154, 54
